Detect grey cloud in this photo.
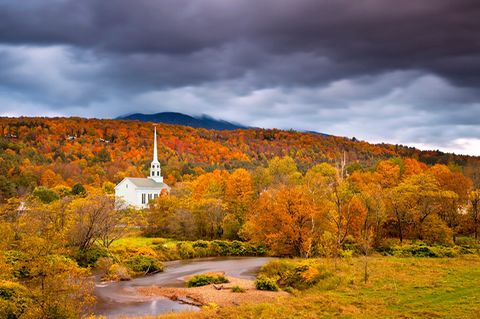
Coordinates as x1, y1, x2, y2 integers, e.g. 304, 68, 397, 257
0, 0, 479, 155
0, 0, 479, 86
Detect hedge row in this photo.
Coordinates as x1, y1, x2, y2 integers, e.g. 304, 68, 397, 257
377, 243, 476, 258
175, 240, 266, 259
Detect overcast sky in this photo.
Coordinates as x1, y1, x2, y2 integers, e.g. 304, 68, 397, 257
0, 0, 479, 155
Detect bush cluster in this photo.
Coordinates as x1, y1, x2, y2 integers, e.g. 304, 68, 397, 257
186, 274, 229, 287
177, 240, 266, 259
98, 246, 165, 279
126, 255, 164, 273
255, 276, 279, 291
104, 264, 131, 281
119, 247, 164, 275
377, 243, 475, 258
257, 259, 331, 290
75, 246, 109, 267
231, 285, 246, 293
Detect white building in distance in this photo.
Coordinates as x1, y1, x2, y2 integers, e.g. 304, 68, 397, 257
115, 126, 170, 209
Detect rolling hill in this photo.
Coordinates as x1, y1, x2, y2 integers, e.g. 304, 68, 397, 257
116, 112, 246, 130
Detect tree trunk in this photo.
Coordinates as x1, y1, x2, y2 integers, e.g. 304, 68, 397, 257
363, 253, 369, 284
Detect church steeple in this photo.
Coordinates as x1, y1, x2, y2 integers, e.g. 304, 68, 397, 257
153, 125, 158, 162
149, 126, 163, 183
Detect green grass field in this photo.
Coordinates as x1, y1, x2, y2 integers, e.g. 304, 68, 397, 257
145, 255, 480, 319
110, 236, 179, 250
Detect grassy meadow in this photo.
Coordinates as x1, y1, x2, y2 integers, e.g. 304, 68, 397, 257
124, 255, 480, 319
111, 235, 179, 250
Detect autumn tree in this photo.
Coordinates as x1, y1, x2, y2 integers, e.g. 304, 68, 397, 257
386, 182, 415, 243
429, 164, 472, 240
193, 197, 226, 239
146, 194, 181, 237
469, 189, 480, 241
411, 173, 457, 241
266, 156, 302, 186
243, 185, 324, 257
192, 170, 229, 200
0, 198, 23, 241
375, 160, 401, 188
350, 171, 387, 283
403, 158, 427, 176
0, 198, 94, 318
40, 169, 62, 188
0, 175, 15, 202
67, 193, 117, 251
224, 168, 254, 239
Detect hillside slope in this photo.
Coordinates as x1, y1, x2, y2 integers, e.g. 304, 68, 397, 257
117, 112, 246, 130
0, 117, 479, 200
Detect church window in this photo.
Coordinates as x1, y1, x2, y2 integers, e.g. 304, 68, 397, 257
148, 194, 153, 202
154, 194, 158, 199
141, 193, 146, 204
157, 171, 160, 176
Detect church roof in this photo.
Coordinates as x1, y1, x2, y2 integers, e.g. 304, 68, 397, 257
123, 177, 170, 189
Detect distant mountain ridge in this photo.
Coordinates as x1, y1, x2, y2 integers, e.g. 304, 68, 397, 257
116, 112, 246, 130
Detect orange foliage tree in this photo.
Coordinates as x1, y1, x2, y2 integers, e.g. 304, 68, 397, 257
243, 185, 326, 257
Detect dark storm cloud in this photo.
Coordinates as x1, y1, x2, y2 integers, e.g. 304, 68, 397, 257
1, 0, 479, 86
0, 0, 479, 154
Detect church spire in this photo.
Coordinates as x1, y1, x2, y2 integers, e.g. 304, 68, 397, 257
153, 126, 158, 162
149, 126, 163, 183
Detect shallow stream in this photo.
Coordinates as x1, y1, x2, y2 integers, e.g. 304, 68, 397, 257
94, 257, 271, 318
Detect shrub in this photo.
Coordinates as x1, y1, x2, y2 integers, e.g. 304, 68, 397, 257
231, 285, 246, 293
96, 257, 114, 273
0, 281, 30, 319
175, 240, 266, 259
126, 255, 163, 274
0, 280, 27, 300
381, 243, 467, 258
32, 187, 59, 203
455, 236, 477, 246
422, 216, 454, 246
202, 302, 219, 310
230, 241, 247, 256
375, 238, 399, 256
210, 241, 229, 256
178, 242, 196, 259
104, 264, 131, 281
130, 246, 158, 258
255, 276, 279, 291
151, 238, 168, 246
192, 240, 209, 248
75, 246, 109, 267
399, 244, 438, 257
4, 251, 29, 279
71, 183, 86, 196
187, 274, 229, 287
52, 185, 71, 197
102, 181, 115, 194
258, 259, 331, 290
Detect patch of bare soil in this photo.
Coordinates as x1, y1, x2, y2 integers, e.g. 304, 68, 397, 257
138, 275, 289, 307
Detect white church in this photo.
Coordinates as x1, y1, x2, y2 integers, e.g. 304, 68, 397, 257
115, 127, 170, 209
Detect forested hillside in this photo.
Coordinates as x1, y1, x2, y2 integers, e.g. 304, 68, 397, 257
1, 116, 479, 202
